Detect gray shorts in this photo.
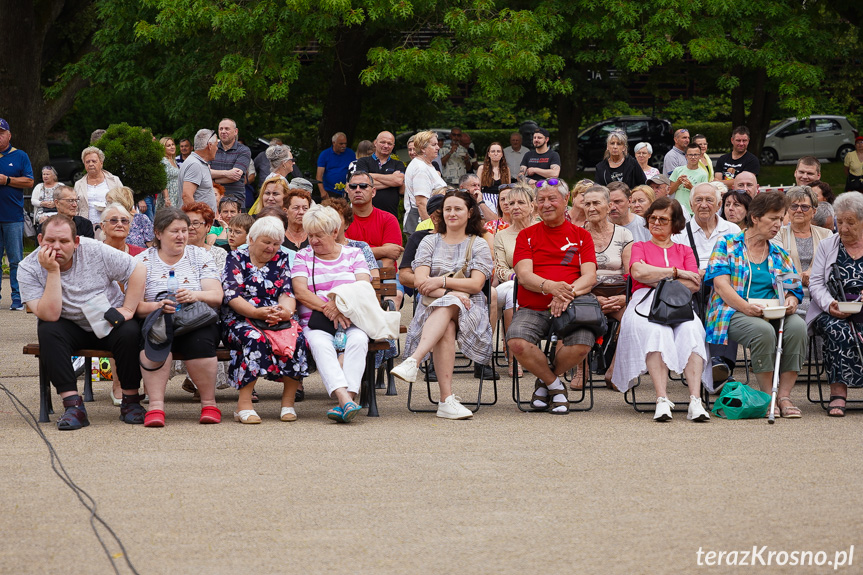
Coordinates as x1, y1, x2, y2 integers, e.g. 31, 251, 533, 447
506, 307, 596, 348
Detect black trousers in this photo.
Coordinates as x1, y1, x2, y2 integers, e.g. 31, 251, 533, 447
38, 318, 142, 394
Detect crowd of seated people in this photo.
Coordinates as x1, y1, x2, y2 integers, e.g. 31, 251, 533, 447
20, 124, 863, 430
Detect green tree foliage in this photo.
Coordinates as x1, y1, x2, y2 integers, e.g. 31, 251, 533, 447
96, 123, 166, 200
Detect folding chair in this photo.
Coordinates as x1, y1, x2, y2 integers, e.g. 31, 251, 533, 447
406, 281, 498, 413
507, 278, 594, 412
360, 267, 404, 416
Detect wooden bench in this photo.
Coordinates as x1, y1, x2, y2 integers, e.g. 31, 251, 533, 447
362, 267, 408, 417
25, 268, 407, 423
23, 344, 232, 423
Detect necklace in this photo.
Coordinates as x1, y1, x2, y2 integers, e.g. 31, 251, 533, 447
745, 233, 768, 263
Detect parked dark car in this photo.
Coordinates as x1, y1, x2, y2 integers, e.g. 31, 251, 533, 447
571, 116, 674, 171
47, 140, 83, 183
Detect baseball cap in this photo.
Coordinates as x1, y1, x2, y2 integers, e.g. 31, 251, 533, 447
426, 194, 445, 215
141, 308, 174, 367
535, 128, 550, 138
647, 174, 671, 185
0, 119, 9, 131
856, 136, 863, 143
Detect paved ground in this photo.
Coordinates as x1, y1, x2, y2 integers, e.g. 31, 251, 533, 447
1, 278, 862, 574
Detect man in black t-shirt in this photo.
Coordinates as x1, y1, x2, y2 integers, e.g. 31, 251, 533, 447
714, 125, 760, 181
520, 128, 561, 186
355, 131, 406, 218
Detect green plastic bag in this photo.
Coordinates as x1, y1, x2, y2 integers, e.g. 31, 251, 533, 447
711, 380, 772, 419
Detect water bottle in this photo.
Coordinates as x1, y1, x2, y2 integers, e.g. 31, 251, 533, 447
333, 327, 347, 352
166, 270, 181, 310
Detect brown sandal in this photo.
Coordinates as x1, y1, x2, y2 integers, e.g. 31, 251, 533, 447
547, 384, 569, 414
777, 397, 802, 419
531, 379, 549, 411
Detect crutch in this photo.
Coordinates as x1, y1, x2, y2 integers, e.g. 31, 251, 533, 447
768, 273, 801, 424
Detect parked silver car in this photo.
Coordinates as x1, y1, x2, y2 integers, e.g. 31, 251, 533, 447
761, 115, 859, 165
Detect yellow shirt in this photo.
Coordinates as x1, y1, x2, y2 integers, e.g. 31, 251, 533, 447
416, 218, 434, 231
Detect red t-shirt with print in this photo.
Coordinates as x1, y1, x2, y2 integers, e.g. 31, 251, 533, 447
513, 220, 597, 311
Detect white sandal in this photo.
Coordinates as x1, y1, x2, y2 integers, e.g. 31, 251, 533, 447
280, 407, 297, 422
233, 409, 261, 424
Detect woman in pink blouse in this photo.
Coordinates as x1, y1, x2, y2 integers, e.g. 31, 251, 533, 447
611, 197, 713, 422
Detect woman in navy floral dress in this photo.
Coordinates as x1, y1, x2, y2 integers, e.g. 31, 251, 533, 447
222, 216, 308, 423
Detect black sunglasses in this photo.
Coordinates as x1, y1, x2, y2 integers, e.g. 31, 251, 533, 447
348, 183, 371, 190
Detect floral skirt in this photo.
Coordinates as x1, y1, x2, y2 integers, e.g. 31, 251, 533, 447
814, 313, 863, 388
223, 317, 309, 389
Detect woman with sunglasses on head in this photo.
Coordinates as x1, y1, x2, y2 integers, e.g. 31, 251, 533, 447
774, 186, 833, 317
104, 187, 154, 250
720, 189, 751, 231
595, 131, 647, 189
612, 197, 713, 422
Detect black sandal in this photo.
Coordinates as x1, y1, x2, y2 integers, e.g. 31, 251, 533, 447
828, 395, 847, 417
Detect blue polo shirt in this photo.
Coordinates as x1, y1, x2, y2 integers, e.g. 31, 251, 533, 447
0, 145, 33, 223
317, 146, 356, 195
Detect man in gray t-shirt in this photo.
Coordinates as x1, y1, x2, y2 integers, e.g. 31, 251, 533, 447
19, 216, 147, 430
607, 184, 650, 242
180, 129, 219, 211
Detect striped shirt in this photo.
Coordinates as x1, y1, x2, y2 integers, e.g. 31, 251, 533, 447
135, 245, 219, 303
290, 245, 370, 324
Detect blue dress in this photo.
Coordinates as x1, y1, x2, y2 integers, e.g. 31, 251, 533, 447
221, 246, 308, 388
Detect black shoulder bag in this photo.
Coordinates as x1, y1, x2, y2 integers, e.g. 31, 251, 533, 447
307, 254, 338, 335
635, 279, 694, 327
551, 293, 608, 338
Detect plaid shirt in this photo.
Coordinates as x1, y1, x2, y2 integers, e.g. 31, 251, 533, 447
704, 231, 803, 344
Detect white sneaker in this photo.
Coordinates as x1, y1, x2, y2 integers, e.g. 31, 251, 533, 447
654, 397, 674, 421
436, 395, 473, 420
391, 357, 419, 383
687, 395, 711, 422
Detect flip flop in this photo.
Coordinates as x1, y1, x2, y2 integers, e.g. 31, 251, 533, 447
341, 401, 361, 423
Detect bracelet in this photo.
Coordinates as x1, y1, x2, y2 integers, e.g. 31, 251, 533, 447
443, 276, 447, 289
540, 280, 547, 295
673, 267, 678, 280
510, 273, 516, 282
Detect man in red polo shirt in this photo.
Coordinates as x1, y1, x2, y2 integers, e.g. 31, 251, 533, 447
345, 170, 405, 308
507, 178, 597, 414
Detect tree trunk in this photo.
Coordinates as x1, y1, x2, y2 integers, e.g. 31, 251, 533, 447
556, 95, 583, 179
0, 0, 91, 181
317, 26, 374, 153
730, 83, 745, 135
746, 67, 777, 158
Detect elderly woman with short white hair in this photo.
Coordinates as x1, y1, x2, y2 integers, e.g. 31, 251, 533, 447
807, 192, 863, 416
74, 146, 123, 232
634, 142, 659, 181
291, 205, 371, 423
222, 216, 309, 423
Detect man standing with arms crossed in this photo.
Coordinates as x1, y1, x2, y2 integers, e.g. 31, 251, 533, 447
210, 118, 251, 209
0, 118, 34, 310
520, 128, 561, 186
355, 131, 406, 218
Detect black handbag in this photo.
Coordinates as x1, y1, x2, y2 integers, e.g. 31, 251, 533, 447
307, 310, 338, 335
551, 293, 608, 338
635, 279, 694, 327
173, 300, 219, 336
155, 290, 218, 337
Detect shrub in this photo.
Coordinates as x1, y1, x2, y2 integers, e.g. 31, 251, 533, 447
95, 123, 167, 202
679, 122, 734, 153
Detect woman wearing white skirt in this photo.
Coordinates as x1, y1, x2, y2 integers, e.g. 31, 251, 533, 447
612, 197, 713, 422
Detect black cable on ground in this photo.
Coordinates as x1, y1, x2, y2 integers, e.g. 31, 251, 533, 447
0, 381, 140, 575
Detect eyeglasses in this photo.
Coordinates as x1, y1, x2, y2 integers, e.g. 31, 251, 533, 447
105, 218, 130, 226
347, 183, 371, 190
536, 178, 561, 189
648, 216, 671, 225
498, 183, 516, 191
686, 154, 702, 158
188, 221, 207, 229
59, 198, 79, 204
576, 179, 594, 186
789, 204, 812, 212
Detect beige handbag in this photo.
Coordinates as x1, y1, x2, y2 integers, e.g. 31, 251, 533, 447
421, 236, 476, 306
